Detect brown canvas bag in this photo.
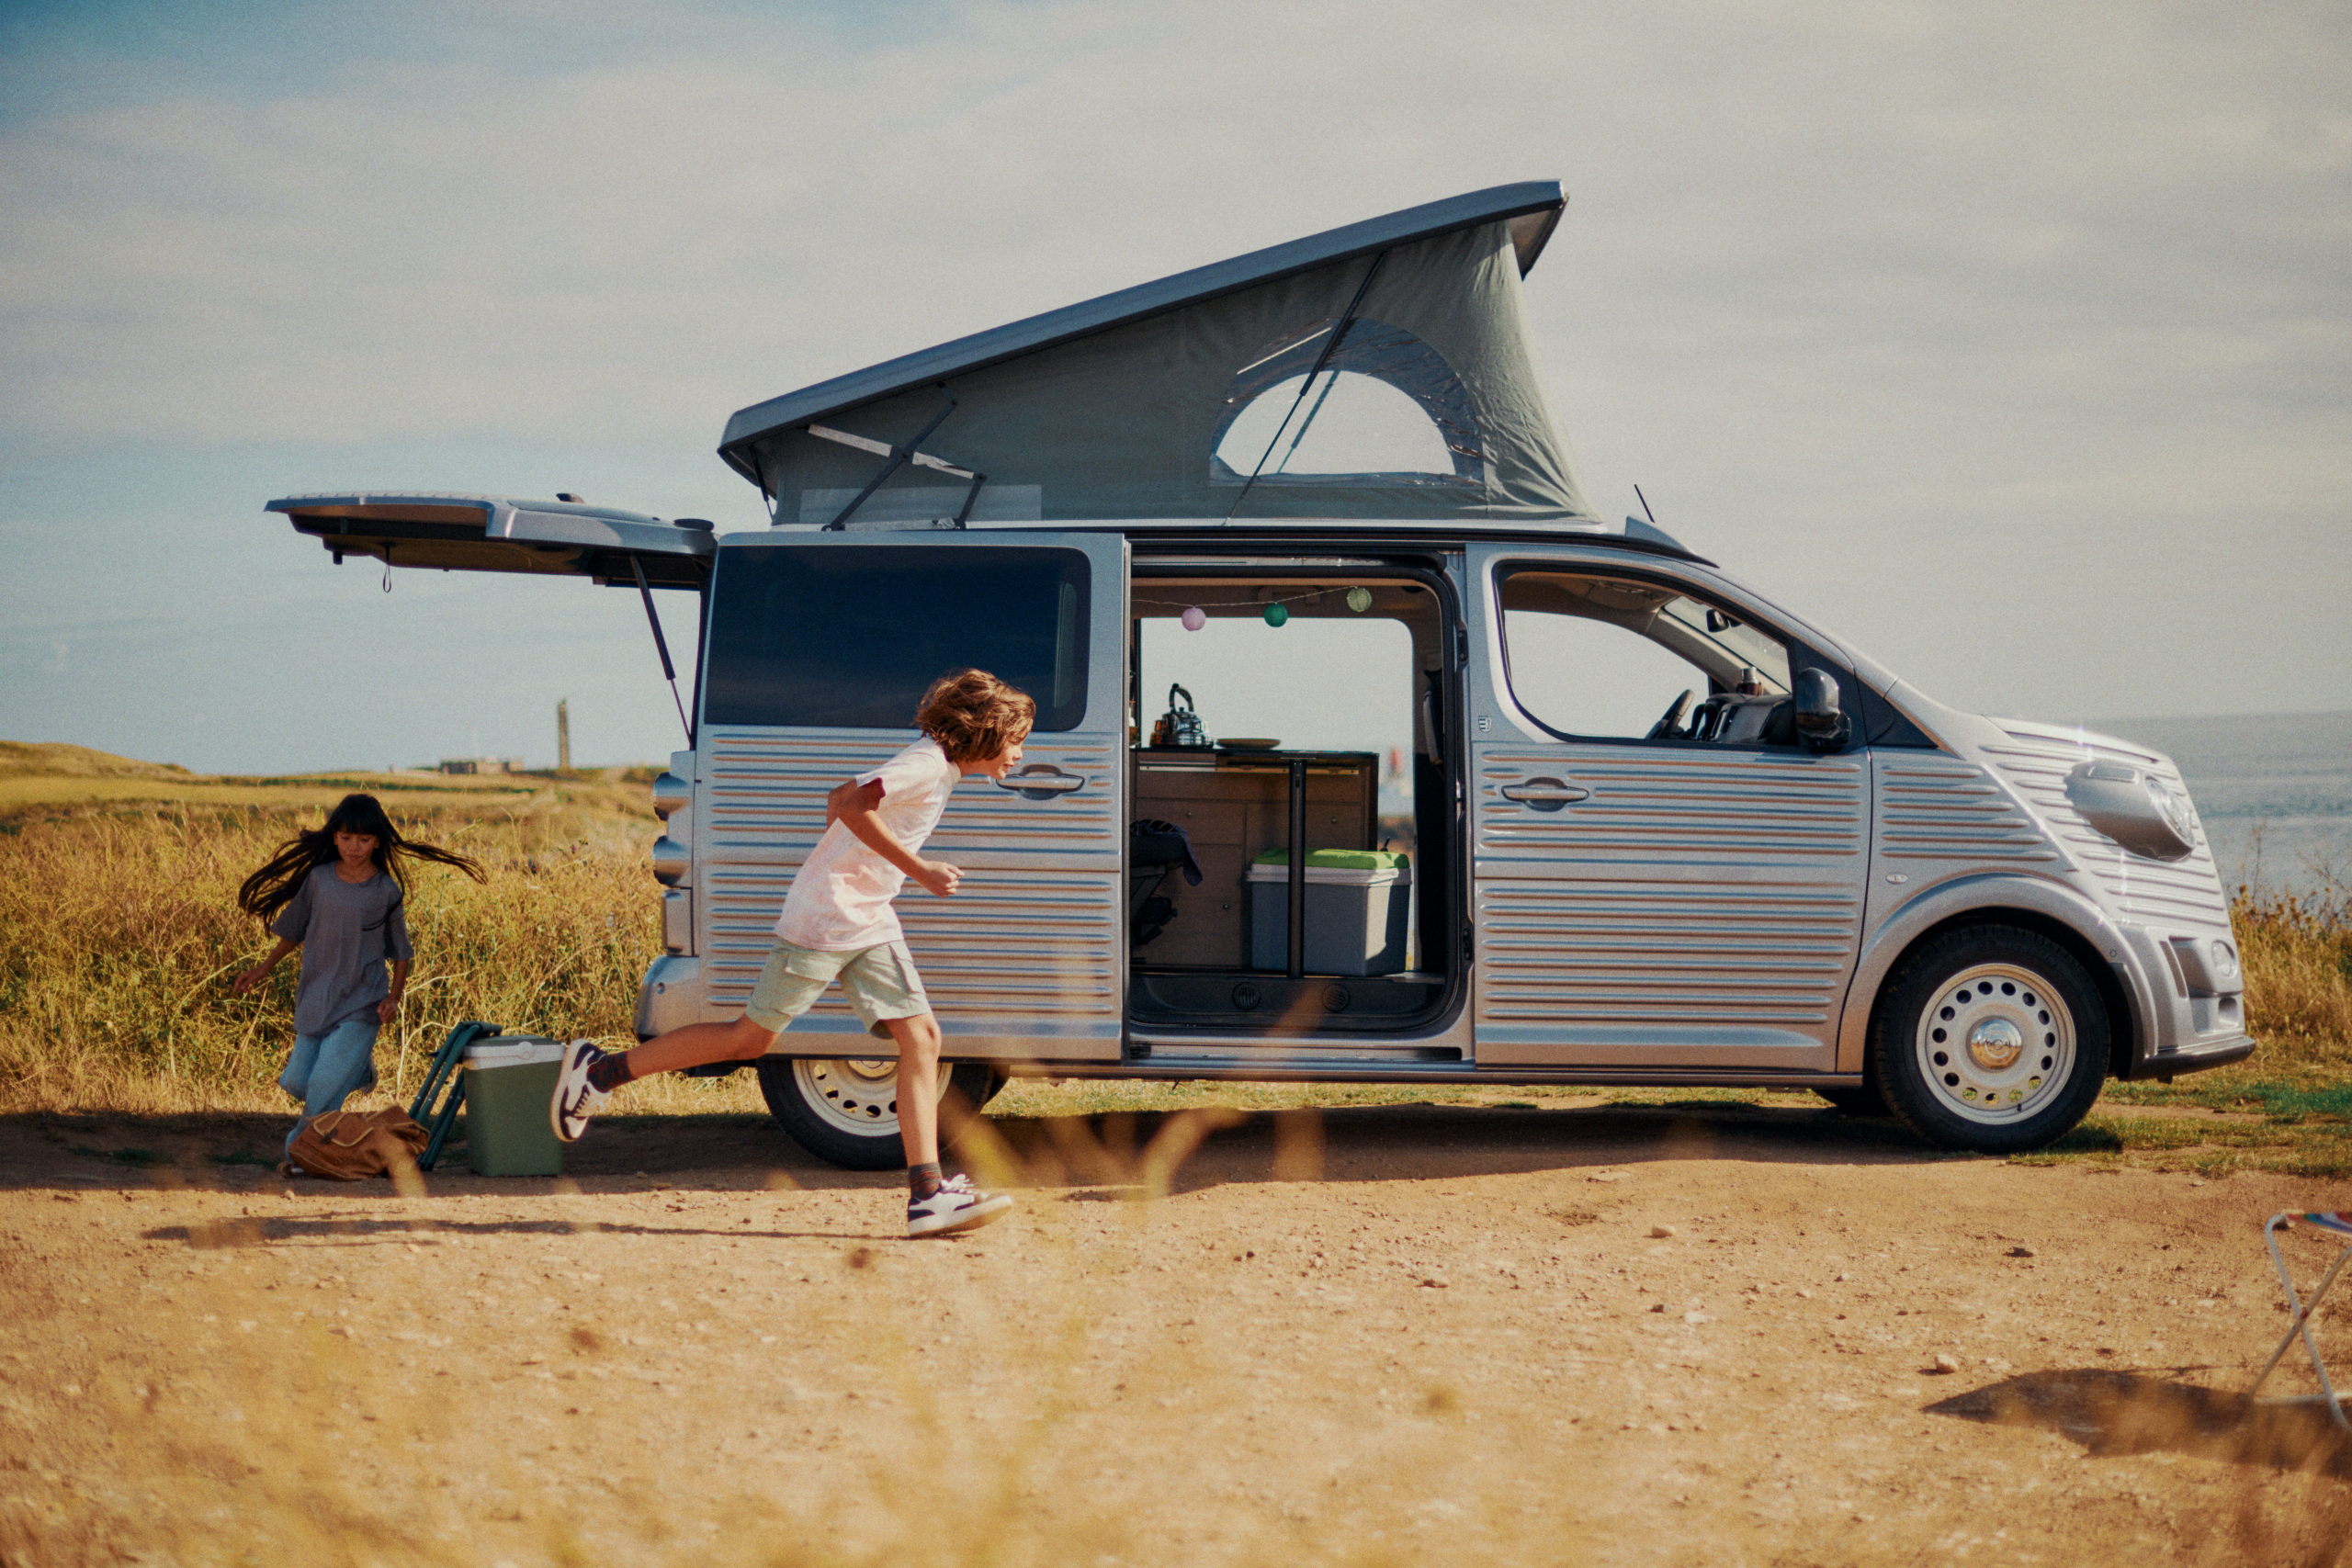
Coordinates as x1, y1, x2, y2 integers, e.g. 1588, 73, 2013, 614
285, 1107, 430, 1181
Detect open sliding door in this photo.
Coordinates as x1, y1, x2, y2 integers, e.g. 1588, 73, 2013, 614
691, 532, 1130, 1063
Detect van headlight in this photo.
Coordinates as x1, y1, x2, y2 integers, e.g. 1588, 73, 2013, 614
2143, 774, 2194, 843
2207, 939, 2240, 987
2064, 761, 2196, 862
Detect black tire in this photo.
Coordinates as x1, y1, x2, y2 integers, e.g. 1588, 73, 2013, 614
1870, 924, 2108, 1154
1814, 1085, 1888, 1116
754, 1055, 1005, 1170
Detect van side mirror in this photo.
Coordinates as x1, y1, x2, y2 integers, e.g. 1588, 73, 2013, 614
1793, 668, 1850, 750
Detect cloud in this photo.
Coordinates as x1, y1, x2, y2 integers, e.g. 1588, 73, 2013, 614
0, 0, 2345, 734
1, 2, 2343, 474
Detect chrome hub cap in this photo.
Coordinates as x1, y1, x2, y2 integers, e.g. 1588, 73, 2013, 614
1914, 963, 2075, 1124
1967, 1018, 2024, 1070
790, 1056, 951, 1139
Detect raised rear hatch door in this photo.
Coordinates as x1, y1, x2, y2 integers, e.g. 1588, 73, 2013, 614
266, 492, 715, 588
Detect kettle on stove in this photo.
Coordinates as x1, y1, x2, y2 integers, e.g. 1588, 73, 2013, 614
1148, 683, 1208, 749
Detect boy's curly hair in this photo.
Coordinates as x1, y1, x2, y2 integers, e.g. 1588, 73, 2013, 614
915, 669, 1036, 765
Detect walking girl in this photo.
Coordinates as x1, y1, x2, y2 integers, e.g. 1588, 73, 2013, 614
232, 794, 485, 1157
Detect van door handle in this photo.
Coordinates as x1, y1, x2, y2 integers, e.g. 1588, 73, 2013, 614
995, 765, 1087, 800
1498, 777, 1589, 811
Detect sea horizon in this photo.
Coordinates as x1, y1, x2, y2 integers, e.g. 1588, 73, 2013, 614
2076, 708, 2351, 901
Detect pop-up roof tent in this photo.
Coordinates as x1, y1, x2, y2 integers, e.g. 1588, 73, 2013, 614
719, 182, 1600, 529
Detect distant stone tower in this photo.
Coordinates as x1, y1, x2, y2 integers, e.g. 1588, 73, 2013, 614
557, 699, 571, 773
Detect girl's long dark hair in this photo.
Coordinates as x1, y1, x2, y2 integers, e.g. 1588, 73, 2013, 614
237, 793, 486, 923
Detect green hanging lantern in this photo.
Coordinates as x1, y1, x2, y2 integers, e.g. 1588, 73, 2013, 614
1262, 603, 1288, 627
1345, 586, 1373, 613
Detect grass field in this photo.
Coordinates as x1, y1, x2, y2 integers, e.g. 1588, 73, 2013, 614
2, 744, 2347, 1172
0, 747, 728, 1117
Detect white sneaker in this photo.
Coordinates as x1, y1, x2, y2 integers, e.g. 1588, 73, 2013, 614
550, 1039, 612, 1143
907, 1174, 1012, 1238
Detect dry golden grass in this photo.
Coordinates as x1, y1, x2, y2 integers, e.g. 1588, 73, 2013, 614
2236, 880, 2352, 1070
0, 785, 765, 1122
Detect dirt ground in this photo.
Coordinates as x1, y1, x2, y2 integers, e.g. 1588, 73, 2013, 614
4, 1095, 2349, 1567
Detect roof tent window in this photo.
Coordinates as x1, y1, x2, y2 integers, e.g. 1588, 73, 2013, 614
1209, 319, 1483, 488
703, 545, 1089, 731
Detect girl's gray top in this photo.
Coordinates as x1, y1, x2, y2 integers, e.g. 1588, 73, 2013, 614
270, 864, 414, 1034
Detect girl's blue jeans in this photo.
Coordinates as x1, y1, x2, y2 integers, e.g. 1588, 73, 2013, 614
280, 1016, 380, 1152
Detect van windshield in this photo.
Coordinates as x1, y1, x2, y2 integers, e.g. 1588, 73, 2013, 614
702, 543, 1090, 730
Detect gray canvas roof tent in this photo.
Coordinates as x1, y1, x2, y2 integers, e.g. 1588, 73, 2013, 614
720, 181, 1600, 529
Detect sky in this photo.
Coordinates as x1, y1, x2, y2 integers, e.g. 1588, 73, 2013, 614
1, 0, 2346, 773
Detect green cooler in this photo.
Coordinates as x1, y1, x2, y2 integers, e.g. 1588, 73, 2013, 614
462, 1036, 567, 1177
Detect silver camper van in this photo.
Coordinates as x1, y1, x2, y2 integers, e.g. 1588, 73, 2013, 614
268, 181, 2253, 1167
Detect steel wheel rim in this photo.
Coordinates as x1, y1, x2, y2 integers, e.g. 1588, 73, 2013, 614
790, 1056, 949, 1138
1913, 962, 2075, 1125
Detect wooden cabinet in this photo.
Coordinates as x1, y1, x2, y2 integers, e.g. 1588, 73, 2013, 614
1131, 750, 1375, 967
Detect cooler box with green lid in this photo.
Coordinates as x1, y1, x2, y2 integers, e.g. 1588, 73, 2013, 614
1246, 849, 1411, 976
462, 1036, 566, 1177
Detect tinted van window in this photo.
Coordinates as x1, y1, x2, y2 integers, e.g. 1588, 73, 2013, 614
703, 544, 1089, 730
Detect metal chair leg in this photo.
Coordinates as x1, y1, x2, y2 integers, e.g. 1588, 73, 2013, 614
2248, 1212, 2352, 1431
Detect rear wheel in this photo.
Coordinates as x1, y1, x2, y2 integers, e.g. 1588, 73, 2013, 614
1870, 924, 2108, 1154
754, 1055, 1005, 1169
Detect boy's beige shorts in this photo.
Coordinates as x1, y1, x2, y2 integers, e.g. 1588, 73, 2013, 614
745, 939, 931, 1039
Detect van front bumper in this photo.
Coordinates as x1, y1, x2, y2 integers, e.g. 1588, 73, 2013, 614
2112, 923, 2254, 1081
2126, 1030, 2256, 1081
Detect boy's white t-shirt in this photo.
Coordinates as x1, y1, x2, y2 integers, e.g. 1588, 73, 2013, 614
773, 737, 963, 952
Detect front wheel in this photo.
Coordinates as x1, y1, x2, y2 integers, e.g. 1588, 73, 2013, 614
754, 1055, 1005, 1169
1870, 924, 2109, 1154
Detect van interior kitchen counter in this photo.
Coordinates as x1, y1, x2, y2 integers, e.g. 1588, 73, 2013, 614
1130, 748, 1381, 969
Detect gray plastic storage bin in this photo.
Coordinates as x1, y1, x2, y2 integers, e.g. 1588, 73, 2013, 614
1247, 850, 1411, 976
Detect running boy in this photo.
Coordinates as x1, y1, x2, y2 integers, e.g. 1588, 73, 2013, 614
551, 668, 1029, 1237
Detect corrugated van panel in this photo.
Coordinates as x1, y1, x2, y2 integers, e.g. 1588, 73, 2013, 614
1470, 745, 1866, 1057
694, 728, 1121, 1044
1473, 750, 1867, 864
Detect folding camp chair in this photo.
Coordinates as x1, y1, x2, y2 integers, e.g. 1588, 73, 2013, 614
2246, 1211, 2352, 1431
1129, 818, 1203, 952
406, 1019, 499, 1172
